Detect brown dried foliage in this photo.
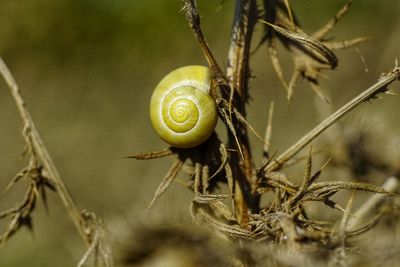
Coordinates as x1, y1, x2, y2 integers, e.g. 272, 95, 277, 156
0, 59, 113, 266
1, 0, 400, 266
131, 0, 400, 266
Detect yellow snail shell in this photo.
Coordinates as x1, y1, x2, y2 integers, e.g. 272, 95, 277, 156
150, 65, 218, 148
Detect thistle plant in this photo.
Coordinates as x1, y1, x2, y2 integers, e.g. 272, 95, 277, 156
1, 1, 399, 267
131, 0, 400, 265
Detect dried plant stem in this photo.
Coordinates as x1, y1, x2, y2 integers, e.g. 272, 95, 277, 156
263, 66, 400, 173
346, 176, 399, 231
182, 0, 228, 85
225, 0, 258, 223
77, 229, 101, 267
0, 58, 88, 243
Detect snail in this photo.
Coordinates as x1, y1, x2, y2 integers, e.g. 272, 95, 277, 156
150, 65, 218, 148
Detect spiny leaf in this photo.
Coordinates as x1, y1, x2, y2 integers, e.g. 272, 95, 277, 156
312, 0, 353, 40
125, 148, 175, 160
308, 181, 389, 194
201, 165, 209, 194
302, 181, 390, 204
258, 175, 298, 195
193, 193, 230, 204
283, 0, 294, 24
209, 201, 236, 222
287, 69, 301, 101
218, 102, 245, 162
338, 191, 356, 240
309, 82, 330, 104
0, 214, 21, 245
325, 36, 370, 50
146, 158, 184, 211
268, 39, 289, 94
192, 204, 254, 239
259, 20, 338, 67
286, 147, 314, 208
3, 170, 26, 193
207, 143, 229, 181
193, 194, 236, 222
193, 162, 202, 194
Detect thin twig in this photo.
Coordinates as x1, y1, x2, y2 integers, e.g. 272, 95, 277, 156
0, 58, 113, 266
181, 0, 228, 86
263, 101, 275, 160
0, 57, 87, 241
77, 229, 101, 267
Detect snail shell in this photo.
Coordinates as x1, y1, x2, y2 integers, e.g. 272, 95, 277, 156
150, 65, 218, 148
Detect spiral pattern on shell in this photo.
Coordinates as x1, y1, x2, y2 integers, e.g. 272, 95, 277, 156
150, 66, 218, 148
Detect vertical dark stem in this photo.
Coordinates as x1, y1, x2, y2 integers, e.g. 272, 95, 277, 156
225, 0, 258, 224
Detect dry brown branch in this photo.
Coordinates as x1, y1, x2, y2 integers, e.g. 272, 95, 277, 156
0, 57, 85, 239
182, 0, 259, 224
2, 1, 400, 266
181, 0, 228, 87
130, 2, 399, 264
224, 0, 258, 225
0, 58, 113, 266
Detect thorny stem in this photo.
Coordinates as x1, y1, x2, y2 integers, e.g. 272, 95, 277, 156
0, 58, 89, 244
180, 0, 397, 245
182, 0, 229, 88
262, 66, 400, 173
183, 0, 259, 224
225, 0, 258, 223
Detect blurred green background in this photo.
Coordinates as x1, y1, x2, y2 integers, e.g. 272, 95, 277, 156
0, 0, 399, 266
